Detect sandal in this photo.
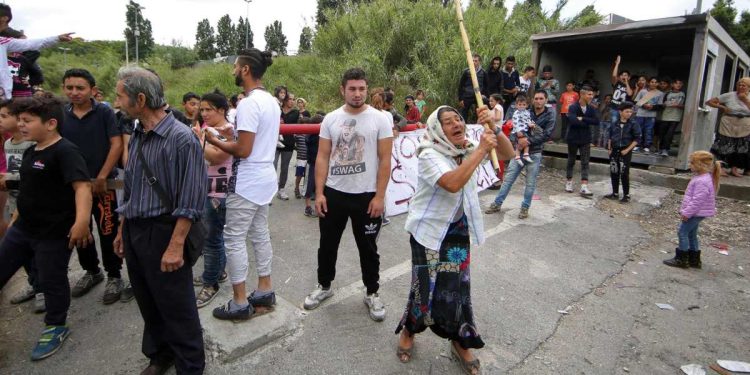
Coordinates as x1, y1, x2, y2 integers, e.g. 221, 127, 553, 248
396, 345, 412, 363
451, 342, 481, 375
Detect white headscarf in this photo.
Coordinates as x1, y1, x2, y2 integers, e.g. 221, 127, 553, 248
417, 105, 477, 159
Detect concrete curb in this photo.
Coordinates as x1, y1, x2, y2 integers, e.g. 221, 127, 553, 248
201, 294, 302, 363
541, 156, 750, 201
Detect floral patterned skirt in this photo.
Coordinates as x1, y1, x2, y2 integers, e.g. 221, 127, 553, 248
711, 133, 750, 169
395, 215, 485, 349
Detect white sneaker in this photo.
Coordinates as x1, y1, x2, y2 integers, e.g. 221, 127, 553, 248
523, 155, 533, 163
277, 190, 289, 201
565, 181, 573, 193
643, 147, 650, 153
516, 158, 524, 167
303, 285, 334, 310
363, 293, 386, 322
633, 147, 640, 152
580, 185, 593, 197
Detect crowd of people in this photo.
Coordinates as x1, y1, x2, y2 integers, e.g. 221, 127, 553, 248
0, 3, 738, 375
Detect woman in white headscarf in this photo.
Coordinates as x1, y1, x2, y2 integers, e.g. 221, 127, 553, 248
395, 106, 513, 374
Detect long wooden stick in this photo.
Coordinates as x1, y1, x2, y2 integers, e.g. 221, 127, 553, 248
454, 0, 500, 171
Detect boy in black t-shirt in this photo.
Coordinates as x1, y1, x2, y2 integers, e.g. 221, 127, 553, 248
0, 96, 92, 361
609, 55, 633, 125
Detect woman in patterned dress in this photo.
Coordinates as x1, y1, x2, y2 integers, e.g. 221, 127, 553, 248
395, 105, 513, 374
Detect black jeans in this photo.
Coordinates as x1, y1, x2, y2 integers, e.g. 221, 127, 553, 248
0, 226, 72, 326
566, 143, 591, 181
559, 115, 570, 140
460, 97, 478, 124
76, 190, 122, 278
304, 163, 316, 199
658, 121, 680, 151
318, 187, 382, 294
124, 217, 205, 374
610, 149, 633, 196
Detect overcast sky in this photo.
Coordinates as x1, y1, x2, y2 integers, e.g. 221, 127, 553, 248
6, 0, 750, 53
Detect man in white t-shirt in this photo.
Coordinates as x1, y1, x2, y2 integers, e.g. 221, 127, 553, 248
302, 68, 393, 321
205, 48, 280, 321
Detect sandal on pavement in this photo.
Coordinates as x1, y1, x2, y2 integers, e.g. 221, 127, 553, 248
451, 342, 481, 375
396, 345, 412, 363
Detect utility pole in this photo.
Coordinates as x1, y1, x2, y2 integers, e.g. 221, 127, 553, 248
125, 32, 129, 65
244, 0, 252, 49
128, 3, 146, 64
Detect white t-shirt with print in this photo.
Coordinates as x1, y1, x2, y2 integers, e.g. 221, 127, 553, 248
320, 105, 393, 194
229, 88, 281, 205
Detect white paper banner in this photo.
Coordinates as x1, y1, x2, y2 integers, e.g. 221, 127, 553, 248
386, 125, 499, 217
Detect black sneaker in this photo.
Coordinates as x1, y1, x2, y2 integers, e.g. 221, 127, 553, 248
248, 291, 276, 308
120, 282, 135, 303
213, 300, 253, 321
620, 195, 631, 203
304, 206, 317, 217
604, 193, 619, 200
71, 271, 104, 298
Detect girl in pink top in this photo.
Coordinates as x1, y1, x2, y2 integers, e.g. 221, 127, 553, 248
663, 151, 721, 269
191, 91, 235, 307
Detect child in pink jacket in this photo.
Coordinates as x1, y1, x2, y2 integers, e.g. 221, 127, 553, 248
663, 151, 721, 269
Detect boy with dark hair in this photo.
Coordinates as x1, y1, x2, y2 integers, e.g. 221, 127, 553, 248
0, 99, 41, 310
304, 67, 393, 322
182, 92, 200, 123
535, 65, 560, 106
518, 66, 536, 97
657, 78, 685, 156
605, 102, 641, 203
0, 96, 92, 360
501, 56, 520, 113
565, 86, 599, 197
558, 80, 579, 140
458, 54, 487, 123
60, 68, 125, 304
609, 55, 633, 124
511, 95, 533, 165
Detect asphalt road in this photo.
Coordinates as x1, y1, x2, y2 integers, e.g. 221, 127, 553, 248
1, 167, 748, 375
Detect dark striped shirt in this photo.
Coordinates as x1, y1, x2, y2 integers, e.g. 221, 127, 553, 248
118, 112, 207, 220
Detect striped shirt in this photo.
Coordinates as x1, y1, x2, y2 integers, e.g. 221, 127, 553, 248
118, 112, 207, 220
404, 148, 485, 250
294, 135, 307, 161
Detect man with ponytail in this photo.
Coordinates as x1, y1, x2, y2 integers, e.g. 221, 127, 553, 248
663, 151, 721, 269
204, 48, 280, 321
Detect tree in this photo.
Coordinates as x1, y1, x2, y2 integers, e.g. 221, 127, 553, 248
123, 0, 155, 60
737, 11, 750, 52
709, 0, 750, 53
711, 0, 738, 35
316, 0, 340, 27
216, 14, 236, 56
264, 20, 288, 55
195, 19, 217, 60
471, 0, 505, 8
236, 16, 254, 50
298, 26, 314, 54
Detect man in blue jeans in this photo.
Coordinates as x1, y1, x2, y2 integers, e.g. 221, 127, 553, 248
485, 91, 555, 219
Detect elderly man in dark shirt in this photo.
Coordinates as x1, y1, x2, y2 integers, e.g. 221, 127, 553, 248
112, 66, 207, 375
